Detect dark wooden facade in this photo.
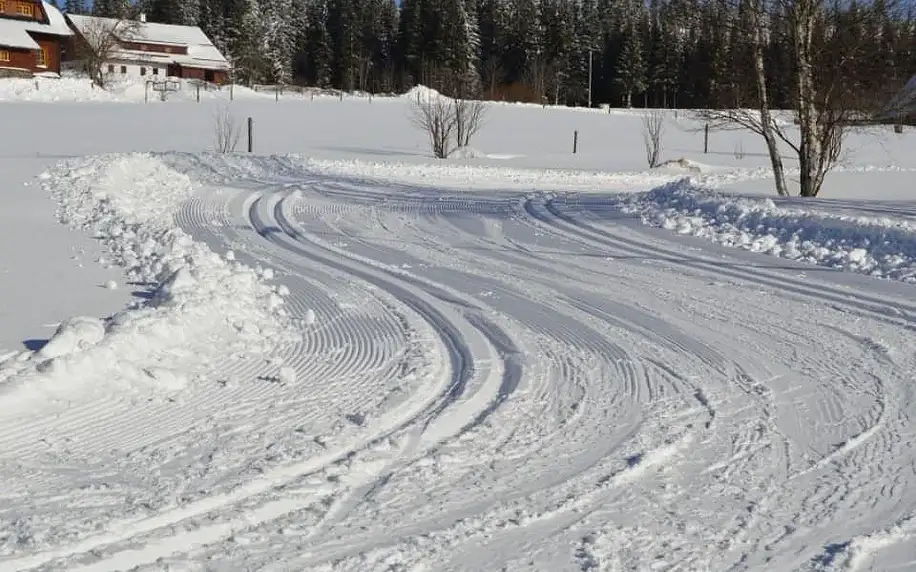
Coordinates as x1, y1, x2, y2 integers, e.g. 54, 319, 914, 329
0, 0, 67, 74
168, 64, 227, 85
120, 40, 188, 55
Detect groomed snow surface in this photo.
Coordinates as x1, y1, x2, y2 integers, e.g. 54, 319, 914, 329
3, 88, 916, 571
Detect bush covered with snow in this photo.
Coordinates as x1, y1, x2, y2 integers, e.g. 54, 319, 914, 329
616, 180, 916, 283
0, 154, 296, 403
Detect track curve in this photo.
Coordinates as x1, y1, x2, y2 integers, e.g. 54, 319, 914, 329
7, 158, 916, 572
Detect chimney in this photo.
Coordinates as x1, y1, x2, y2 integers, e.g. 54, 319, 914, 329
139, 12, 146, 23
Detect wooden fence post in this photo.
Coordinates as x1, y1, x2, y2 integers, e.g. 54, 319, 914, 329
247, 117, 253, 153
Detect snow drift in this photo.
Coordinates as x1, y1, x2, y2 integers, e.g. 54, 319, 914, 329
0, 154, 296, 407
616, 180, 916, 283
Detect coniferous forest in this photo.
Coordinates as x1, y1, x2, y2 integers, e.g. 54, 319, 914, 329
64, 0, 916, 110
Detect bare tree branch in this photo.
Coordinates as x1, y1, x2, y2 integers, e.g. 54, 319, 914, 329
213, 103, 241, 153
73, 17, 141, 89
411, 95, 457, 159
642, 109, 665, 168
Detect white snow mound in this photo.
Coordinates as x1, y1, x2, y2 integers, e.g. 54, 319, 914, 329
38, 317, 106, 359
615, 180, 916, 283
403, 84, 443, 103
450, 146, 487, 160
0, 153, 296, 405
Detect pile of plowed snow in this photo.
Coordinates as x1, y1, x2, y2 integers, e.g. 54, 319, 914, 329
616, 180, 916, 282
0, 153, 296, 406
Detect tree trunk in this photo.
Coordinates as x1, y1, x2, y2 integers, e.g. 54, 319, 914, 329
752, 0, 789, 197
793, 0, 821, 197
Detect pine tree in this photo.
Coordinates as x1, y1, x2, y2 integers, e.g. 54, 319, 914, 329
92, 0, 131, 18
615, 1, 647, 108
229, 0, 271, 84
64, 0, 88, 14
304, 0, 334, 86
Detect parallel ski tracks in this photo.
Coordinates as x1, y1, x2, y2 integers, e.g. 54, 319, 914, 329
8, 164, 916, 571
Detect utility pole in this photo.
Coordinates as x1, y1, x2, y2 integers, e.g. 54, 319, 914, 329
587, 48, 593, 108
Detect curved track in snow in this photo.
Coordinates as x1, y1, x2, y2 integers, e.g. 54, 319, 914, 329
4, 160, 916, 572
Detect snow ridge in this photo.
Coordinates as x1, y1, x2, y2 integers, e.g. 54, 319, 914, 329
0, 154, 296, 407
616, 180, 916, 283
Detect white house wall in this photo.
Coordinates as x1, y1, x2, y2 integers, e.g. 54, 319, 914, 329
102, 60, 167, 80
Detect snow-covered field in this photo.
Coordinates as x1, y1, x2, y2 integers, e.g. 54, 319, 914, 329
3, 79, 916, 571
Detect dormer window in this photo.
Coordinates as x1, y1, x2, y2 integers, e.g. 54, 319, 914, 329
16, 2, 33, 16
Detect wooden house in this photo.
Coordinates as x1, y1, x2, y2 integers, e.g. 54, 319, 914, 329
65, 13, 230, 84
0, 0, 72, 77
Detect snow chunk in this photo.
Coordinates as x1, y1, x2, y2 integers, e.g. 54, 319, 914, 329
277, 366, 297, 384
450, 146, 487, 160
38, 317, 106, 359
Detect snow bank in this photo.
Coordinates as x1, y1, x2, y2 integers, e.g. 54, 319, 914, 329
0, 75, 270, 103
616, 180, 916, 283
403, 84, 443, 103
0, 153, 295, 405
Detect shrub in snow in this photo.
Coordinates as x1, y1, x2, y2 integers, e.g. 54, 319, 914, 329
409, 85, 488, 159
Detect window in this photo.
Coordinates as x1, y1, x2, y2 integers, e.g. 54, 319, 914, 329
0, 1, 5, 12
164, 47, 171, 54
139, 44, 147, 51
108, 64, 114, 73
0, 50, 9, 62
152, 68, 158, 75
140, 66, 146, 76
36, 46, 46, 67
120, 65, 126, 74
205, 70, 214, 82
16, 2, 32, 16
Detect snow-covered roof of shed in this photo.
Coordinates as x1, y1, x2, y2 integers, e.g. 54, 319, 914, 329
67, 14, 228, 68
0, 1, 72, 49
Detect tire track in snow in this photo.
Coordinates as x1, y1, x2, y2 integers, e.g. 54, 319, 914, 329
540, 195, 916, 330
24, 185, 519, 572
0, 188, 461, 571
520, 192, 916, 569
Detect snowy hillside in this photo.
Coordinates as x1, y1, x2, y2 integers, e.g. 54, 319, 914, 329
2, 93, 916, 571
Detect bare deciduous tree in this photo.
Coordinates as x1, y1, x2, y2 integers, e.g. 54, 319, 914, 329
412, 95, 457, 159
695, 0, 879, 197
213, 103, 241, 153
453, 98, 487, 149
73, 17, 140, 89
412, 74, 488, 159
642, 109, 665, 168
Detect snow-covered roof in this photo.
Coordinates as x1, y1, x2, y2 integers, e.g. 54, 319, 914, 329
23, 1, 72, 36
67, 14, 229, 70
0, 1, 72, 49
0, 20, 40, 49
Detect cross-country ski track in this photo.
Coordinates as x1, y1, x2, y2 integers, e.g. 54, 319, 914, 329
3, 153, 916, 571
